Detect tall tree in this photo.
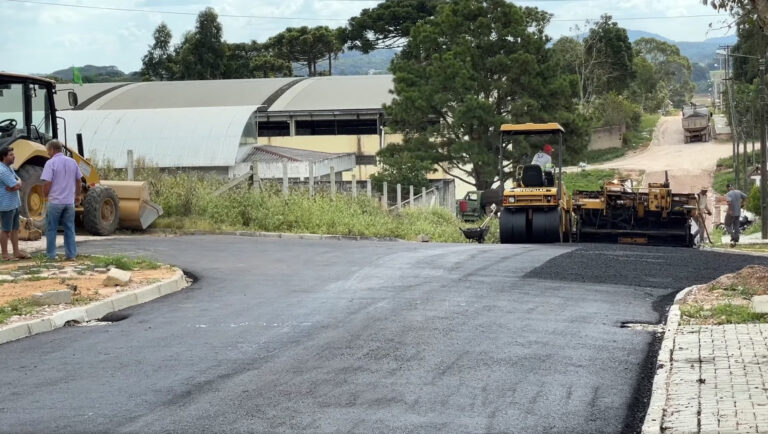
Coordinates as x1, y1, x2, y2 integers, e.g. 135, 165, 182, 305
175, 7, 227, 80
583, 15, 634, 95
269, 26, 343, 76
386, 0, 588, 190
224, 41, 292, 78
634, 37, 695, 107
141, 22, 174, 81
344, 0, 445, 53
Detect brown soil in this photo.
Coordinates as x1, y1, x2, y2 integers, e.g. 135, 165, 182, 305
0, 265, 177, 305
678, 265, 768, 309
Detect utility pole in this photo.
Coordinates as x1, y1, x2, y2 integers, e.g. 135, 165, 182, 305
760, 57, 768, 239
724, 45, 742, 190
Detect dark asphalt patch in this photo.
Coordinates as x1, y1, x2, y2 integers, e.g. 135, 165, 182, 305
527, 245, 767, 434
524, 243, 768, 290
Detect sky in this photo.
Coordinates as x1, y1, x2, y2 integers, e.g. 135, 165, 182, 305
0, 0, 736, 74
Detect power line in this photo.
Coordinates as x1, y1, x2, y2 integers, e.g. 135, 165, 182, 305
5, 0, 727, 22
5, 0, 349, 21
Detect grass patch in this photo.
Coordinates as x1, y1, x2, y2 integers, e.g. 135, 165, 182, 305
563, 169, 618, 194
624, 113, 660, 147
681, 302, 768, 325
23, 275, 52, 282
580, 147, 629, 165
86, 255, 161, 271
0, 298, 38, 324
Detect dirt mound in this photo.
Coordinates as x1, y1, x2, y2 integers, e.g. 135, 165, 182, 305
679, 265, 768, 309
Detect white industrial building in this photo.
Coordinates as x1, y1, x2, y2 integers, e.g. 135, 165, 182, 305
55, 76, 393, 180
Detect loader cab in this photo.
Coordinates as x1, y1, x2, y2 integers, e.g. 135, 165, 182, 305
0, 74, 60, 149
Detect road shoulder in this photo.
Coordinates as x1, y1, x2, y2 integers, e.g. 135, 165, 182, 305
0, 269, 189, 345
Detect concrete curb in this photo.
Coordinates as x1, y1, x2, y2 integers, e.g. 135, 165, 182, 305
146, 229, 402, 243
0, 270, 189, 346
641, 285, 699, 434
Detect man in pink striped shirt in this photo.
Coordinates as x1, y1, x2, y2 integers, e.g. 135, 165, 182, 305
41, 140, 82, 260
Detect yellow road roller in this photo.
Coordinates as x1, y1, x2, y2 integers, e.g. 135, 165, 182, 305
0, 72, 162, 237
499, 123, 571, 243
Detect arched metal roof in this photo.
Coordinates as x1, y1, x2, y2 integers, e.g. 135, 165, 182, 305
85, 78, 297, 110
59, 106, 257, 168
61, 75, 394, 113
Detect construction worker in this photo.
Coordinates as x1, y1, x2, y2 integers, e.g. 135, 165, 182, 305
696, 187, 712, 243
725, 183, 748, 247
531, 144, 554, 172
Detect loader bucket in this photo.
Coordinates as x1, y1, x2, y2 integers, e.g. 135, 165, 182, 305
99, 180, 163, 230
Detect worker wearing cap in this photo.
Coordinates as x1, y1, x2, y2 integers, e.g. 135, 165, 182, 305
531, 144, 554, 172
696, 187, 712, 243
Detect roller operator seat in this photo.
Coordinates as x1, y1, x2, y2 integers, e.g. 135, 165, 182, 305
521, 164, 546, 187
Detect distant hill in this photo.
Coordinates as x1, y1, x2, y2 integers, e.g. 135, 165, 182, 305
676, 35, 737, 64
626, 30, 673, 43
49, 65, 125, 81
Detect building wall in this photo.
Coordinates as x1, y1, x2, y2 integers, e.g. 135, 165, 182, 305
588, 126, 624, 150
262, 133, 404, 181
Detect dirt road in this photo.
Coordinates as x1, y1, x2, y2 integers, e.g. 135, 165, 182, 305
593, 116, 732, 192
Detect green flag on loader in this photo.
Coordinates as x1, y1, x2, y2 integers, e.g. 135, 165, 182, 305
73, 66, 83, 86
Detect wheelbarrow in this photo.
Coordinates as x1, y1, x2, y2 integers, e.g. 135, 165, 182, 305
460, 205, 497, 244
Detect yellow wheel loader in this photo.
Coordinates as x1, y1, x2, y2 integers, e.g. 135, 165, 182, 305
0, 73, 162, 239
498, 123, 572, 243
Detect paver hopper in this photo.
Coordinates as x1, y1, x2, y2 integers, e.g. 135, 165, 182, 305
0, 73, 162, 237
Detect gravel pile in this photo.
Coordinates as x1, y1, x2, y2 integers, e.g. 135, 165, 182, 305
525, 244, 768, 290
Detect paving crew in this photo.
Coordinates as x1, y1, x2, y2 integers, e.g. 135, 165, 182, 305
531, 144, 554, 172
725, 183, 748, 247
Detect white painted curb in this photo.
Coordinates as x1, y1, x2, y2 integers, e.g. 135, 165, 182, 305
0, 270, 189, 346
641, 285, 699, 434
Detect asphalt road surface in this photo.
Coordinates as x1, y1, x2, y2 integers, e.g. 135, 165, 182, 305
1, 236, 765, 433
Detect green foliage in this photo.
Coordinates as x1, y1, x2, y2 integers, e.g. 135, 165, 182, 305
583, 14, 634, 95
269, 26, 344, 76
0, 298, 38, 324
386, 0, 588, 190
369, 144, 434, 191
175, 8, 227, 80
87, 255, 161, 271
344, 0, 444, 53
633, 37, 695, 107
681, 302, 768, 324
747, 185, 762, 217
562, 169, 617, 194
579, 148, 629, 164
141, 22, 174, 81
592, 92, 642, 130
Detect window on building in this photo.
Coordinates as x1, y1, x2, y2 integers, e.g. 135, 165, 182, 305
257, 121, 290, 137
295, 119, 378, 136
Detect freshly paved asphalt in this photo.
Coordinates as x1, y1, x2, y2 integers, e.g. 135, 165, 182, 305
0, 236, 765, 433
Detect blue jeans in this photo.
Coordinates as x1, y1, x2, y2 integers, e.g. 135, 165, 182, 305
46, 203, 76, 260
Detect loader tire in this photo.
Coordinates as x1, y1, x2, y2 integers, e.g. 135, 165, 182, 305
18, 164, 47, 231
83, 185, 119, 236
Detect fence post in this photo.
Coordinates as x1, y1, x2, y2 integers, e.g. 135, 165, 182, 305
367, 179, 372, 198
351, 175, 357, 197
127, 150, 134, 181
397, 184, 402, 211
252, 162, 262, 192
382, 181, 388, 209
421, 187, 427, 208
308, 163, 314, 197
330, 166, 336, 197
409, 185, 414, 207
282, 161, 289, 197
